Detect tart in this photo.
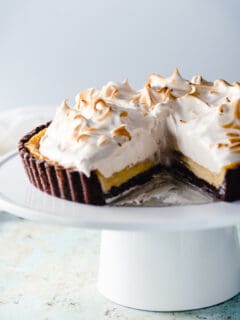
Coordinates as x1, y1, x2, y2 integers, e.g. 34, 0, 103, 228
19, 70, 240, 204
19, 80, 162, 205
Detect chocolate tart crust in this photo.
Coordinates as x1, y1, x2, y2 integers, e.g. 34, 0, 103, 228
18, 123, 105, 205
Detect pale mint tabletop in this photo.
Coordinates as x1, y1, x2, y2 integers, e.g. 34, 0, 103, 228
0, 211, 239, 320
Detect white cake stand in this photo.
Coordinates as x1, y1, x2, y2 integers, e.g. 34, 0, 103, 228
0, 152, 240, 311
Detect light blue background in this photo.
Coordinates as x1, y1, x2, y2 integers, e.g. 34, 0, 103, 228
0, 0, 239, 108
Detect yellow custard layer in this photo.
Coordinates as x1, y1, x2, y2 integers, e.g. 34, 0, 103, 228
180, 155, 226, 188
25, 128, 47, 160
96, 160, 155, 192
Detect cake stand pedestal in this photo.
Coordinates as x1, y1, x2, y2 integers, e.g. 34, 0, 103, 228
1, 152, 240, 311
98, 228, 240, 311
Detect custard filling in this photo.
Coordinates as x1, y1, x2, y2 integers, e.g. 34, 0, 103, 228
25, 128, 47, 160
96, 160, 155, 193
180, 155, 226, 188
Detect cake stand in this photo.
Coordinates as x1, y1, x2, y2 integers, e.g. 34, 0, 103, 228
0, 152, 240, 311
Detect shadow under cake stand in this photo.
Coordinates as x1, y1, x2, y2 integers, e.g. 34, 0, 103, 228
0, 152, 240, 311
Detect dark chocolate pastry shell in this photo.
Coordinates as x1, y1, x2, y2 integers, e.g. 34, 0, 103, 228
18, 123, 105, 205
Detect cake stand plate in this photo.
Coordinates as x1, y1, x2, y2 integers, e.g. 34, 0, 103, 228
0, 152, 240, 311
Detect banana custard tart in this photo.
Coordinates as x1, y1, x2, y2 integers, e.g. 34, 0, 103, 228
19, 69, 240, 205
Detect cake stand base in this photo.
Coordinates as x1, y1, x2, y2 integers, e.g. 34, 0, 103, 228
98, 227, 240, 311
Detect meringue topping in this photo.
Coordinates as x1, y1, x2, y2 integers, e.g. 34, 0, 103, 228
39, 70, 240, 177
39, 82, 160, 177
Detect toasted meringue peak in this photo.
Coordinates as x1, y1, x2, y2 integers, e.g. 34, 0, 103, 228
147, 73, 164, 87
102, 79, 137, 102
172, 67, 180, 76
233, 81, 240, 87
60, 99, 70, 110
148, 69, 192, 94
214, 79, 231, 90
191, 75, 213, 86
